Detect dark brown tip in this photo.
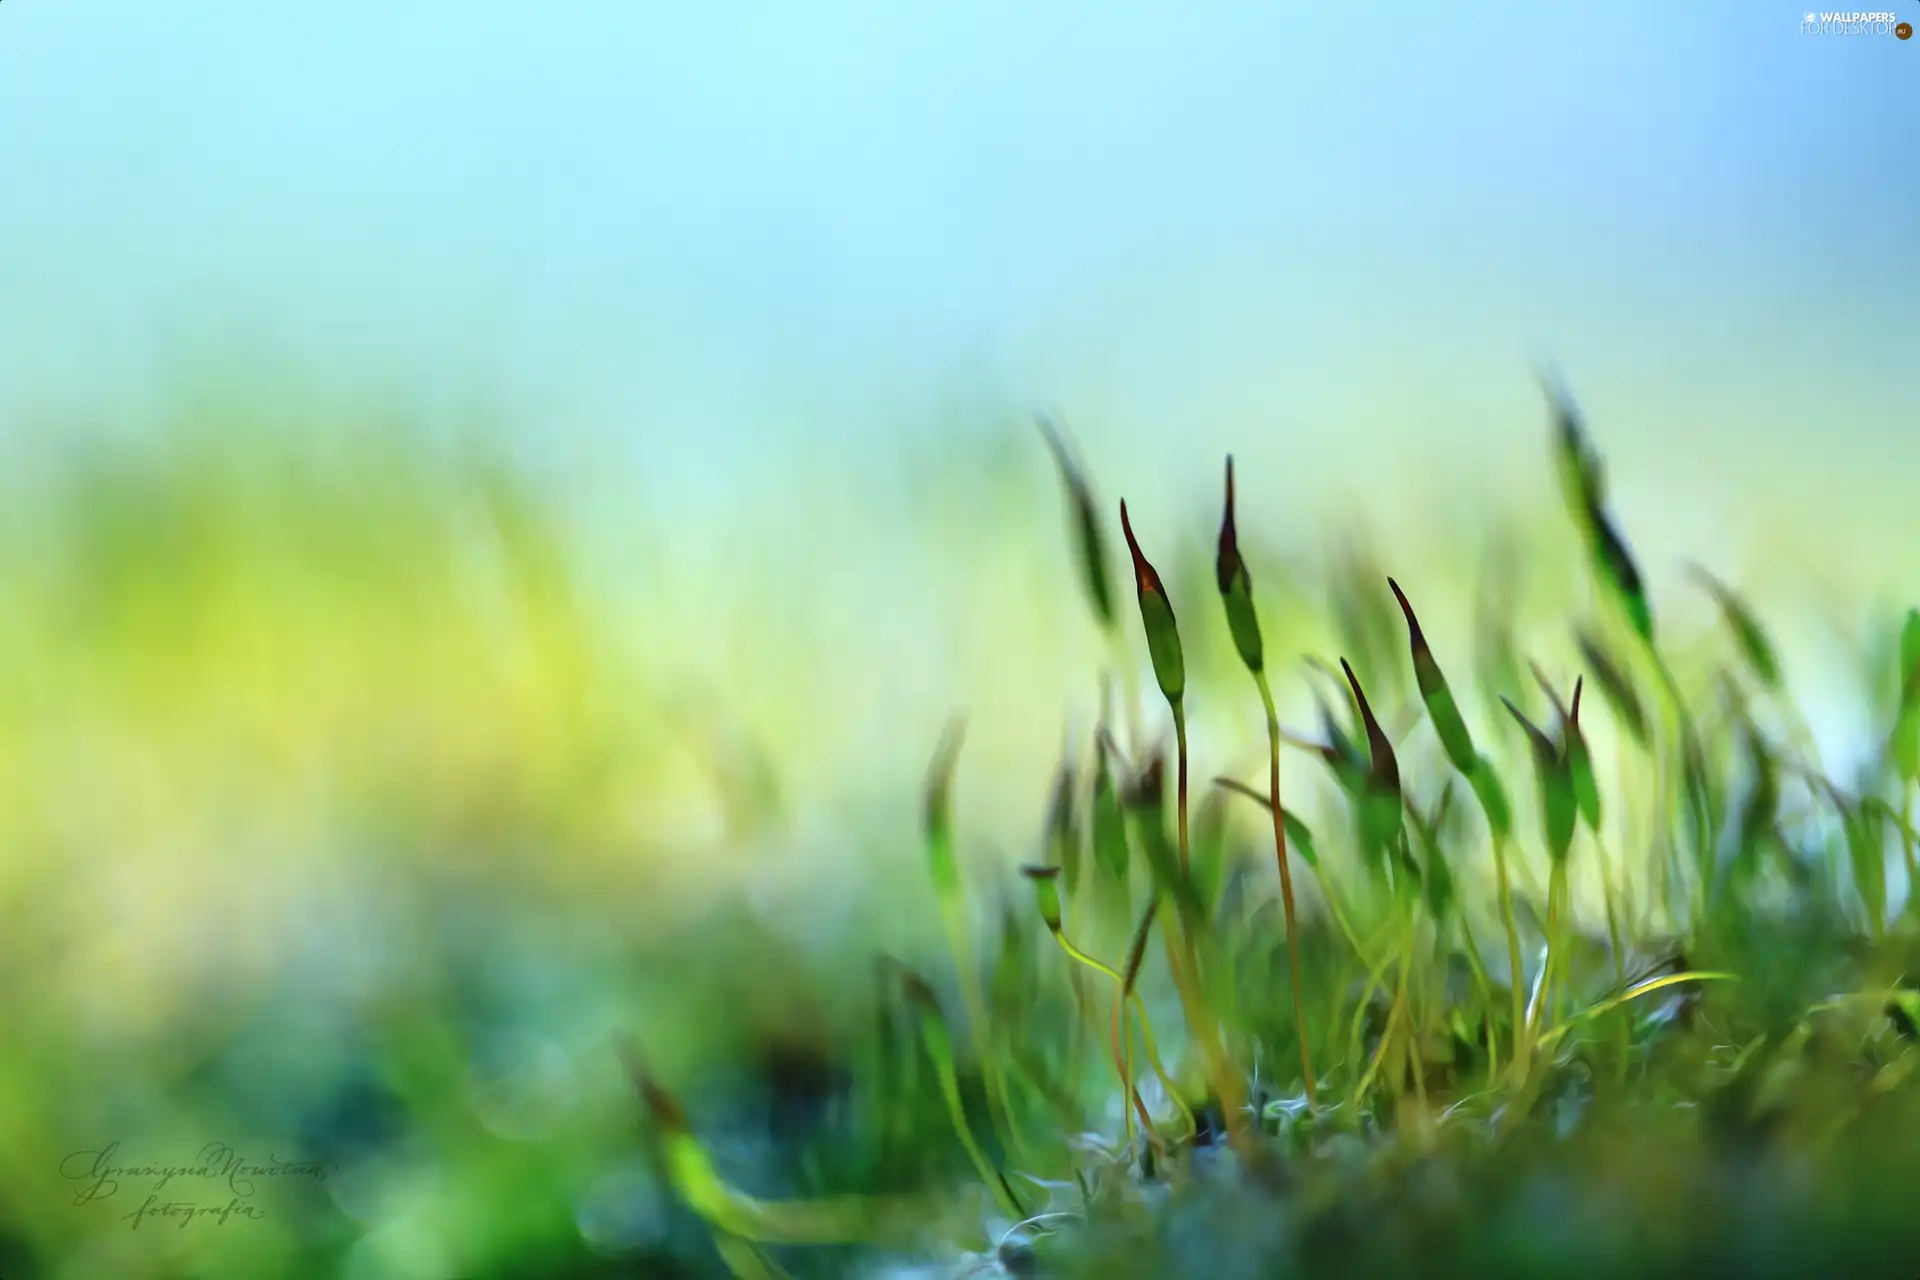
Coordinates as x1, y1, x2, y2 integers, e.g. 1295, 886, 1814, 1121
1216, 457, 1242, 593
891, 964, 941, 1012
1501, 696, 1556, 760
1340, 658, 1398, 789
1121, 897, 1160, 994
1529, 660, 1570, 724
1124, 748, 1168, 808
1500, 695, 1533, 737
1118, 499, 1164, 598
615, 1039, 687, 1133
1386, 577, 1430, 652
926, 715, 967, 784
1020, 864, 1062, 881
1570, 675, 1584, 726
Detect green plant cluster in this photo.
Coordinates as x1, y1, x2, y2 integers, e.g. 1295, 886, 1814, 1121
625, 386, 1920, 1278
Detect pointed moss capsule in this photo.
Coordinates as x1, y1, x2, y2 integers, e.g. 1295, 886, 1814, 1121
1120, 500, 1185, 706
1388, 577, 1477, 774
1341, 658, 1404, 858
1020, 864, 1064, 934
1565, 678, 1602, 832
1309, 677, 1369, 794
1687, 563, 1782, 691
1574, 627, 1649, 747
923, 718, 967, 898
1592, 508, 1654, 645
1533, 666, 1601, 834
1215, 457, 1264, 674
1547, 377, 1606, 524
1504, 697, 1576, 865
1037, 414, 1117, 632
1341, 659, 1401, 796
1544, 384, 1654, 646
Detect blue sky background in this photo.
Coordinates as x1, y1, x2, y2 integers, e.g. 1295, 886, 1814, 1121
1, 1, 1917, 830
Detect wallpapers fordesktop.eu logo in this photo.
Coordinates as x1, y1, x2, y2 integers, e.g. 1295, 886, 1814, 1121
1801, 8, 1913, 35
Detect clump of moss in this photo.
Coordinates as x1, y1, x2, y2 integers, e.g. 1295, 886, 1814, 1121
621, 378, 1920, 1277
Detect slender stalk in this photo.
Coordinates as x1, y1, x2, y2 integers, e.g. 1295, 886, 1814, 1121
1456, 913, 1500, 1083
927, 1023, 1026, 1221
1051, 928, 1194, 1141
1109, 980, 1153, 1147
1350, 915, 1415, 1111
1595, 831, 1626, 987
1256, 672, 1319, 1107
1169, 705, 1251, 1150
1529, 862, 1569, 1039
1215, 775, 1373, 963
1904, 785, 1917, 915
1594, 832, 1631, 1082
714, 1233, 794, 1280
1346, 933, 1401, 1077
1114, 897, 1165, 1152
1491, 832, 1530, 1084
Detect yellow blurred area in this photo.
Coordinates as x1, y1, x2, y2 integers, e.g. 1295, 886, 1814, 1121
0, 414, 749, 1041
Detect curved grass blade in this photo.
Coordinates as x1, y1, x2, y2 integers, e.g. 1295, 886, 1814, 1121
920, 719, 1023, 1161
894, 967, 1029, 1221
1533, 972, 1740, 1054
618, 1041, 949, 1248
